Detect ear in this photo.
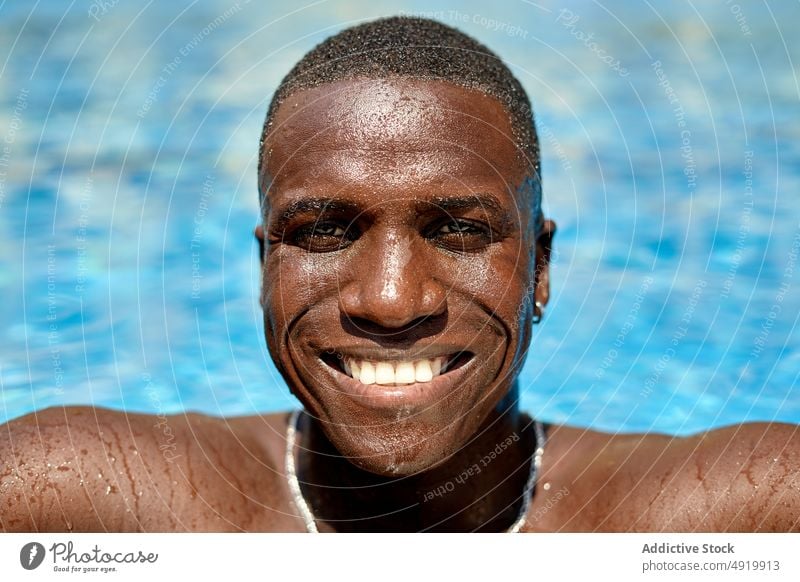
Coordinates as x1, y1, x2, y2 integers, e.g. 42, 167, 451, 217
533, 219, 556, 310
254, 224, 265, 263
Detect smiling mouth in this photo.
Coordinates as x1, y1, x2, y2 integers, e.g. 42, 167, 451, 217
321, 352, 474, 386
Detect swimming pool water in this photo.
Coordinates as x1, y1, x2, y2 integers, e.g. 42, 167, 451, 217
1, 0, 798, 434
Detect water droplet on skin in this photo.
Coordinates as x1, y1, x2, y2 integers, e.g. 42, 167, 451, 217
543, 482, 551, 491
105, 484, 117, 495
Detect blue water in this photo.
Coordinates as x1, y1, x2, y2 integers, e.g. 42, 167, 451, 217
1, 0, 798, 434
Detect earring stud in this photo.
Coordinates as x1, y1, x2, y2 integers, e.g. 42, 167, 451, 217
533, 301, 545, 324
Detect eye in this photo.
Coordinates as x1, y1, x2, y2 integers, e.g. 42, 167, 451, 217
437, 221, 483, 235
290, 221, 356, 252
428, 219, 494, 251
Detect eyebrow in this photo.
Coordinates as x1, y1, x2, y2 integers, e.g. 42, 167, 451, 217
422, 194, 508, 214
423, 194, 518, 231
268, 198, 362, 231
268, 193, 517, 230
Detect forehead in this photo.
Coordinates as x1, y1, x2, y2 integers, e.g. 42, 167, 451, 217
262, 78, 527, 197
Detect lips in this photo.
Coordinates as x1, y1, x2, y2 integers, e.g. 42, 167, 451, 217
317, 350, 474, 410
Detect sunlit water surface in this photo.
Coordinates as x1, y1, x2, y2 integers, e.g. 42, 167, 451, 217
1, 0, 798, 434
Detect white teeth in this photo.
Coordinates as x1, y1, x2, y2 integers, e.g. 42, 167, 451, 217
359, 361, 376, 385
342, 356, 450, 385
414, 360, 433, 382
395, 362, 415, 384
375, 362, 395, 385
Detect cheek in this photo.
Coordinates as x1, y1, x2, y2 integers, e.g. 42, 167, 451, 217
262, 248, 339, 328
453, 244, 531, 322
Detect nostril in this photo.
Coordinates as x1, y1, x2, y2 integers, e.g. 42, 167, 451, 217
340, 289, 448, 331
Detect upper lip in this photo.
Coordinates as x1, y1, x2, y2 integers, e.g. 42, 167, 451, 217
319, 344, 469, 361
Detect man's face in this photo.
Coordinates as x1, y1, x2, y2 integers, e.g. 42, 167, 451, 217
259, 78, 549, 475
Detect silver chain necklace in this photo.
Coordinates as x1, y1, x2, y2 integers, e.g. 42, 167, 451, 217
285, 409, 547, 533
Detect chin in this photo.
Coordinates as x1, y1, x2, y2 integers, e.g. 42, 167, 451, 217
318, 412, 470, 476
295, 368, 513, 477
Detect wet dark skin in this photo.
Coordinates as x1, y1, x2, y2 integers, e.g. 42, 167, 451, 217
2, 79, 799, 532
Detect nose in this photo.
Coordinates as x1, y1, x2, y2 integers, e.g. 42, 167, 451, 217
339, 229, 447, 329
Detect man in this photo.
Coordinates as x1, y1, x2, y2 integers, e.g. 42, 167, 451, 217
1, 17, 798, 533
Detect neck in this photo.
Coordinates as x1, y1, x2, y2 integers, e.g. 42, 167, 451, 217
295, 385, 536, 532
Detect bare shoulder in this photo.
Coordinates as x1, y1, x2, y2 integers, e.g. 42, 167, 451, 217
525, 422, 800, 532
0, 406, 298, 532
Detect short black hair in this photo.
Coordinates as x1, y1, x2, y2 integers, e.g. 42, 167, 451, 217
259, 16, 541, 221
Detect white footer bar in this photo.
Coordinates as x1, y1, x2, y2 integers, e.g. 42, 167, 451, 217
1, 533, 797, 581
